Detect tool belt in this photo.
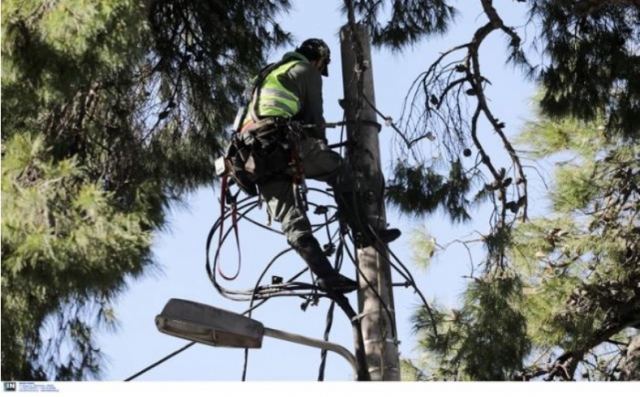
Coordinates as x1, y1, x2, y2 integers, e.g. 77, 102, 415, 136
219, 118, 297, 196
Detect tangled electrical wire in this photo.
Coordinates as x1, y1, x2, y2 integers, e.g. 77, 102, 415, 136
124, 140, 439, 382
207, 183, 350, 380
125, 113, 440, 384
206, 171, 439, 380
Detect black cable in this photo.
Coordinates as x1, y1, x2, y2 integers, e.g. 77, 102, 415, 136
318, 300, 336, 381
241, 247, 300, 380
209, 202, 338, 301
124, 197, 326, 381
212, 201, 261, 283
207, 193, 337, 286
241, 224, 346, 379
236, 203, 341, 379
205, 199, 259, 279
208, 200, 301, 295
239, 212, 350, 380
337, 83, 441, 339
208, 189, 337, 286
317, 235, 344, 381
342, 231, 397, 340
125, 189, 430, 382
124, 341, 196, 381
241, 246, 334, 380
364, 223, 440, 339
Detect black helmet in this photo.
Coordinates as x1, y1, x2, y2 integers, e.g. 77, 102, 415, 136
296, 38, 331, 76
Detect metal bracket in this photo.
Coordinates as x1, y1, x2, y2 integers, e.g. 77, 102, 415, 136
351, 308, 396, 322
363, 338, 400, 346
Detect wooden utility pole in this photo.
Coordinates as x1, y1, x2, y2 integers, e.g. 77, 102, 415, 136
339, 23, 400, 381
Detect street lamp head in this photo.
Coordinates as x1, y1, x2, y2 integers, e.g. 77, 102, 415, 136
155, 299, 264, 348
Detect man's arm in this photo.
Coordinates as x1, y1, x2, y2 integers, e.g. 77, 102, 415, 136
287, 63, 326, 141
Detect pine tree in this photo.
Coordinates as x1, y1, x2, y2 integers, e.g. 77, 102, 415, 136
509, 116, 639, 380
349, 1, 640, 380
408, 115, 639, 381
1, 0, 290, 380
531, 0, 640, 138
2, 134, 152, 380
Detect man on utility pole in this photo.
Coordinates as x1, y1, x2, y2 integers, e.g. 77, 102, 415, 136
222, 35, 401, 379
224, 38, 400, 294
340, 24, 401, 381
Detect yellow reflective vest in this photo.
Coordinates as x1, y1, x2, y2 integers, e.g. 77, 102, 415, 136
241, 54, 307, 130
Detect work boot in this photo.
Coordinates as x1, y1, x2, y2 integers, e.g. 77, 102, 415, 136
376, 228, 402, 244
291, 235, 358, 293
334, 191, 402, 246
353, 227, 402, 248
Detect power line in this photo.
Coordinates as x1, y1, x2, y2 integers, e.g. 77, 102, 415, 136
124, 341, 196, 381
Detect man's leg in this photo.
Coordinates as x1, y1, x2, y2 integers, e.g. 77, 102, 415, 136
259, 177, 357, 293
300, 138, 401, 247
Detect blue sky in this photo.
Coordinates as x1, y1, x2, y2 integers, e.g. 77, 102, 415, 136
97, 1, 539, 381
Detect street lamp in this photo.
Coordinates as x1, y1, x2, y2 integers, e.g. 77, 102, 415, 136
155, 298, 358, 377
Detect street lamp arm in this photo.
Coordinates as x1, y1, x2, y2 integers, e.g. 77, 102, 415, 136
263, 327, 358, 376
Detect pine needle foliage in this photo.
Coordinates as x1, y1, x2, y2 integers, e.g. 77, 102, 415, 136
2, 134, 151, 380
410, 113, 639, 381
530, 0, 640, 138
510, 115, 640, 380
347, 0, 456, 49
386, 160, 474, 223
412, 274, 529, 380
1, 0, 291, 380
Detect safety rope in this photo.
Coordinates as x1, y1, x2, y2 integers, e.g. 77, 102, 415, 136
216, 175, 242, 280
